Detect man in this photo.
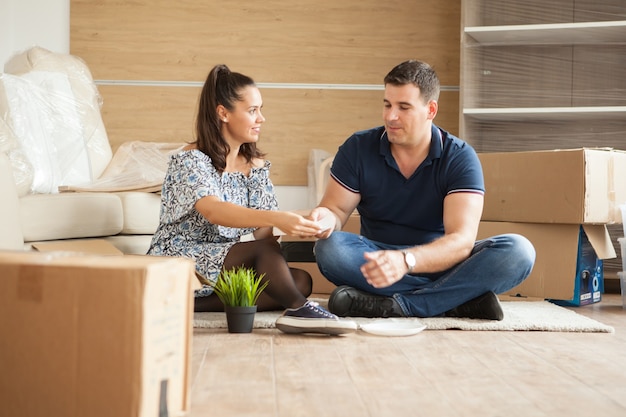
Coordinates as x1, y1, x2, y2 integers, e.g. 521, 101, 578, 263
309, 60, 535, 320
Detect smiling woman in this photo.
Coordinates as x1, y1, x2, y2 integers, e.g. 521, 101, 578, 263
217, 86, 265, 161
146, 63, 357, 335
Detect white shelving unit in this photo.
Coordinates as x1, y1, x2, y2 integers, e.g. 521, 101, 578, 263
465, 20, 626, 45
459, 1, 626, 152
464, 106, 626, 122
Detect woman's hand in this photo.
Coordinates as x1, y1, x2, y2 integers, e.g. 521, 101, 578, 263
274, 211, 322, 237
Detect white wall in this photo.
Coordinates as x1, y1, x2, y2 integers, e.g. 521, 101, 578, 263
274, 186, 310, 211
0, 0, 309, 210
0, 0, 69, 66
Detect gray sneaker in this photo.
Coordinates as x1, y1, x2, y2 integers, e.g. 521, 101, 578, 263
275, 300, 357, 335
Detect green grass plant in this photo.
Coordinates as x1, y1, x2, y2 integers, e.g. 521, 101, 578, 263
213, 266, 269, 307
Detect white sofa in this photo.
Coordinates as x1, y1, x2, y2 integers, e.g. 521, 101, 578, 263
0, 47, 171, 254
0, 154, 161, 254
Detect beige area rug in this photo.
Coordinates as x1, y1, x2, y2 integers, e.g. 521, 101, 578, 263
193, 298, 615, 333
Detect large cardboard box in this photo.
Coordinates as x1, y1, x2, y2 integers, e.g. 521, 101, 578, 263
479, 148, 626, 224
478, 222, 616, 306
0, 251, 197, 417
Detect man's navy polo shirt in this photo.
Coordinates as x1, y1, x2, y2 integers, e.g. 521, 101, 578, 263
330, 124, 484, 246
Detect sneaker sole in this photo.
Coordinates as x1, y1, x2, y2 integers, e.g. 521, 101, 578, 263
275, 317, 357, 335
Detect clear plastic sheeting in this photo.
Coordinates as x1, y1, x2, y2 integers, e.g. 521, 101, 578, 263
0, 114, 18, 153
1, 72, 92, 193
462, 45, 626, 110
465, 119, 626, 153
1, 46, 112, 194
0, 109, 33, 196
463, 0, 626, 27
59, 141, 184, 193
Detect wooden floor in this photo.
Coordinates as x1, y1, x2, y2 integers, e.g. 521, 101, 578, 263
188, 294, 626, 417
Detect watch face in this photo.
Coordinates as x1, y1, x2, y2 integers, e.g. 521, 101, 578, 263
404, 251, 416, 270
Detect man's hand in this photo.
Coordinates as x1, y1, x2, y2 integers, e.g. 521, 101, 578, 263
308, 206, 337, 239
360, 250, 408, 288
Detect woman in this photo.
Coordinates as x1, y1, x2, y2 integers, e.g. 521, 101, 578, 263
147, 64, 355, 335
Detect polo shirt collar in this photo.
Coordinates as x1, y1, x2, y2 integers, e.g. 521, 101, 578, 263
380, 124, 443, 164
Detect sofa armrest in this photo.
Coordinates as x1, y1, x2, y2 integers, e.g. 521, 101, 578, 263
0, 152, 24, 249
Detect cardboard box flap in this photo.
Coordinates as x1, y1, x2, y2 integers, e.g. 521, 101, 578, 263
477, 221, 608, 303
609, 150, 626, 223
582, 224, 616, 259
581, 149, 611, 224
31, 239, 123, 255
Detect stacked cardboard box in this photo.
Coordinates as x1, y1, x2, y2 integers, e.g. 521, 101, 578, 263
477, 148, 626, 306
0, 249, 197, 417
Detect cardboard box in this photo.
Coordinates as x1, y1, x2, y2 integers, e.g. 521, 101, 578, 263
478, 222, 616, 306
479, 148, 626, 224
0, 251, 197, 417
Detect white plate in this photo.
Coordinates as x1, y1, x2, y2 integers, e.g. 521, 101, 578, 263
359, 318, 427, 337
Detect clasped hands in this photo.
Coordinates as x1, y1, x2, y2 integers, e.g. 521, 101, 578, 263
278, 208, 408, 288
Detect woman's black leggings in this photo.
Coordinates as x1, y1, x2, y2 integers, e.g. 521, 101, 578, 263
193, 237, 313, 312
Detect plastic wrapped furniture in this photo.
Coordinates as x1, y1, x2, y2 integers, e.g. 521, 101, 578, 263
0, 47, 181, 254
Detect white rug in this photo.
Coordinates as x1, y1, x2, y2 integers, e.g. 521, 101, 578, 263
193, 299, 615, 333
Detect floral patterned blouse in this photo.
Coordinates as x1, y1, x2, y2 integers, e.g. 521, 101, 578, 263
147, 149, 278, 297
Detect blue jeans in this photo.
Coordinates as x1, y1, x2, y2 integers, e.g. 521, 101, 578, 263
314, 232, 536, 317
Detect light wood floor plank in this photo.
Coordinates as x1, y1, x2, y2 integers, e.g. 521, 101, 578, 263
272, 335, 370, 417
189, 294, 626, 417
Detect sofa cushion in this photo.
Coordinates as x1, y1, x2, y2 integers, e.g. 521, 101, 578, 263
20, 192, 123, 241
115, 191, 161, 234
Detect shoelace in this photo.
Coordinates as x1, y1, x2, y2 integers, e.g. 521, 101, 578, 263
305, 301, 337, 319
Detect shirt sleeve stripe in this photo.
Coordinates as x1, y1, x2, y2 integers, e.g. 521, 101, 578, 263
447, 189, 485, 196
330, 172, 359, 193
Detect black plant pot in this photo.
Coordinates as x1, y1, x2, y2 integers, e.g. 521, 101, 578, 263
224, 305, 257, 333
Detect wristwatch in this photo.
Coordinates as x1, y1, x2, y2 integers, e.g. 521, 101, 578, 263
402, 250, 416, 273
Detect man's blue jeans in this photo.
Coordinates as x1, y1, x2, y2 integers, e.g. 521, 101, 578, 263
314, 232, 536, 317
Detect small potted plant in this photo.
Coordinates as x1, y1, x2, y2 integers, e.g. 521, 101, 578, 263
213, 266, 268, 333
